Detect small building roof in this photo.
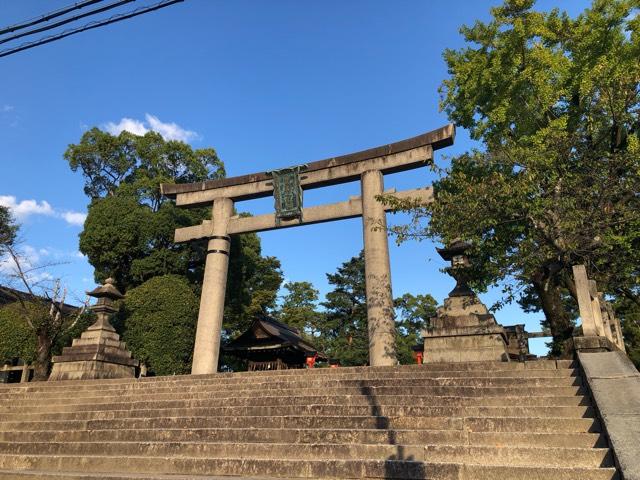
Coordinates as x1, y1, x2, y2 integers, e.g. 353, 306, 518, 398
224, 316, 327, 360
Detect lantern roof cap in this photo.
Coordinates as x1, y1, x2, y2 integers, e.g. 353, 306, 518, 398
436, 239, 472, 261
86, 278, 124, 300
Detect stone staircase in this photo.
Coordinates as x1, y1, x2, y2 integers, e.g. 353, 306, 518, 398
0, 360, 618, 479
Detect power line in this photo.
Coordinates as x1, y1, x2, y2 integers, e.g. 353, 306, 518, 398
0, 0, 105, 36
0, 0, 184, 59
0, 0, 136, 46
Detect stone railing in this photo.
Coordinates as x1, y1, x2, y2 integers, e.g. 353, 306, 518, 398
572, 265, 625, 352
0, 363, 33, 383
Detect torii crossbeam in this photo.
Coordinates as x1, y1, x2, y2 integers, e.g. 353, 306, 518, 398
161, 124, 455, 374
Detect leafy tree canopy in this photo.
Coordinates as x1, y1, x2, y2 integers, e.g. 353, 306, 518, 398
65, 128, 224, 208
386, 0, 640, 355
394, 293, 437, 364
278, 281, 324, 338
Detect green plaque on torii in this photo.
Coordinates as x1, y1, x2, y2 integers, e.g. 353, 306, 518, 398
267, 165, 307, 226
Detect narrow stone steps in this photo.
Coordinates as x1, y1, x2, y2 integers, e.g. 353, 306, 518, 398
0, 393, 592, 412
0, 455, 619, 479
0, 415, 600, 433
0, 428, 607, 448
0, 404, 595, 422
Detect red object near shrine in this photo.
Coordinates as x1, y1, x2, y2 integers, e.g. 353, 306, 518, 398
305, 354, 317, 369
415, 351, 423, 364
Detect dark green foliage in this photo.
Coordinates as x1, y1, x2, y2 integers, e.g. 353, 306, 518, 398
615, 298, 640, 370
79, 196, 208, 291
223, 233, 283, 341
319, 252, 370, 366
394, 293, 437, 364
0, 303, 38, 363
114, 275, 198, 376
65, 128, 225, 206
278, 281, 323, 338
0, 302, 93, 364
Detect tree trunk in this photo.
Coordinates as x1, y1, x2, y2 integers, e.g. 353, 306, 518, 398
532, 272, 575, 357
32, 332, 53, 381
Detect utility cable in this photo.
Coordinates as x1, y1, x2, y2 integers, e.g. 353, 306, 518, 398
0, 0, 105, 36
0, 0, 184, 59
0, 0, 136, 46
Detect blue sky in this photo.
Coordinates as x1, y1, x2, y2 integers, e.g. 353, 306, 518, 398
0, 0, 592, 355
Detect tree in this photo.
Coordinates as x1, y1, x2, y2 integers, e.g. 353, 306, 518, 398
114, 275, 199, 376
278, 281, 324, 338
615, 297, 640, 368
320, 252, 370, 366
66, 129, 283, 322
0, 205, 17, 255
65, 128, 224, 207
385, 0, 640, 355
394, 293, 437, 364
0, 245, 89, 380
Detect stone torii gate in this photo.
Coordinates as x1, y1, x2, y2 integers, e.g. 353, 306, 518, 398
161, 124, 455, 374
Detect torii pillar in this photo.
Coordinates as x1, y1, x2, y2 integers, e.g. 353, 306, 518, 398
361, 170, 397, 366
191, 197, 233, 375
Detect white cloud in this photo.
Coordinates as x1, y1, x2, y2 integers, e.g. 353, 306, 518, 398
0, 195, 53, 219
61, 211, 87, 226
103, 113, 198, 142
0, 195, 86, 227
104, 117, 148, 136
2, 105, 14, 112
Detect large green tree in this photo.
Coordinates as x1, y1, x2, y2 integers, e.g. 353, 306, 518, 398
386, 0, 640, 355
67, 129, 225, 292
66, 128, 283, 366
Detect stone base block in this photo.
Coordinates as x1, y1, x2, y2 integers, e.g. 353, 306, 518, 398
573, 335, 618, 353
48, 360, 135, 381
423, 333, 509, 363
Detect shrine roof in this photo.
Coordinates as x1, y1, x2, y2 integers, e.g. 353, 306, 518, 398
224, 315, 327, 359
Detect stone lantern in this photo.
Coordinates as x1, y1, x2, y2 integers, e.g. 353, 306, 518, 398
421, 241, 510, 363
49, 279, 139, 381
436, 239, 474, 298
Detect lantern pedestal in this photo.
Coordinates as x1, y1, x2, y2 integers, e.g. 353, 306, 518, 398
421, 241, 509, 363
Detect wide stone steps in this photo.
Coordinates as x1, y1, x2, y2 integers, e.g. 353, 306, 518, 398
0, 414, 601, 433
0, 442, 613, 467
0, 456, 618, 479
0, 377, 584, 401
0, 394, 592, 412
0, 405, 595, 421
0, 428, 606, 447
0, 360, 619, 479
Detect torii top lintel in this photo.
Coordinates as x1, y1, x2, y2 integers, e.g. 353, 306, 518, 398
160, 123, 455, 207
